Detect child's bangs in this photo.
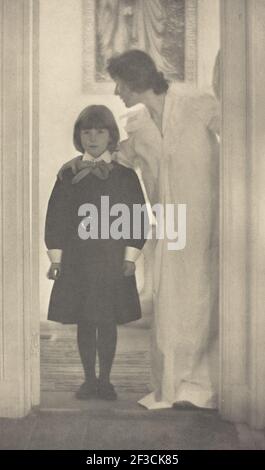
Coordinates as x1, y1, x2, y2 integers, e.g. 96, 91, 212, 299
79, 112, 109, 130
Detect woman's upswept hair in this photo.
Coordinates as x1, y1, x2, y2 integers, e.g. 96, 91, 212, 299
107, 49, 169, 95
73, 105, 120, 153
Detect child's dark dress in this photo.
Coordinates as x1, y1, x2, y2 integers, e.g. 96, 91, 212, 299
45, 162, 147, 326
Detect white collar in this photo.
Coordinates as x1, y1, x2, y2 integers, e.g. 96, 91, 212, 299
82, 150, 112, 163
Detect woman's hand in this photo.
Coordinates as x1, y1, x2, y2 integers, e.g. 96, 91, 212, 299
47, 263, 62, 280
57, 156, 81, 180
123, 260, 136, 277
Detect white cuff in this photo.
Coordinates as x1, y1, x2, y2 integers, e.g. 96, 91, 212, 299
124, 246, 141, 263
47, 249, 63, 263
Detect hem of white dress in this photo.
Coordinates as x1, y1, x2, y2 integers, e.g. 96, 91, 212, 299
174, 384, 217, 409
138, 392, 172, 410
138, 389, 217, 410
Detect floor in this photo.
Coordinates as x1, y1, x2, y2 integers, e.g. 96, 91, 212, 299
0, 323, 264, 450
0, 408, 242, 450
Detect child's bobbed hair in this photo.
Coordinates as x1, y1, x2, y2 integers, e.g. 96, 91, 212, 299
73, 105, 120, 153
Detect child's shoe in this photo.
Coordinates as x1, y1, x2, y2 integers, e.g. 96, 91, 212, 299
97, 381, 117, 401
75, 381, 98, 400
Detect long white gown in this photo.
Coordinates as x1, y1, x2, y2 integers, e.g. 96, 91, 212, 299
120, 83, 220, 409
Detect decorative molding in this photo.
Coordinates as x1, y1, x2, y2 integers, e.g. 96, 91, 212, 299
220, 0, 265, 430
246, 0, 265, 430
31, 332, 40, 357
0, 0, 25, 415
219, 0, 249, 424
29, 0, 40, 408
0, 0, 4, 381
0, 0, 40, 417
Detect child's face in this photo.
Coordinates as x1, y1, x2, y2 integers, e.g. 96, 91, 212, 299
80, 128, 111, 158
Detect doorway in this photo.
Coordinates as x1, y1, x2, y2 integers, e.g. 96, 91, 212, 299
38, 0, 220, 412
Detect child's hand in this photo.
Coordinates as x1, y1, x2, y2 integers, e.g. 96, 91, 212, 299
47, 263, 61, 280
123, 260, 136, 277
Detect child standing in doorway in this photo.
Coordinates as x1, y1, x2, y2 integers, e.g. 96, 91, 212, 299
45, 105, 147, 400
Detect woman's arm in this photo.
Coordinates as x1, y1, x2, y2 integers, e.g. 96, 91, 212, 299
57, 155, 81, 180
122, 168, 149, 276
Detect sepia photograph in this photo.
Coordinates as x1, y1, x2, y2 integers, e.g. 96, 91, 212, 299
0, 0, 265, 459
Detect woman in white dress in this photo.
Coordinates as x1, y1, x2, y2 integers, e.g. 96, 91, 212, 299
107, 50, 220, 409
59, 50, 220, 409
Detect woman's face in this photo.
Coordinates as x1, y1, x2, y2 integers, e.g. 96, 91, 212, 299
114, 78, 141, 108
80, 128, 110, 158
